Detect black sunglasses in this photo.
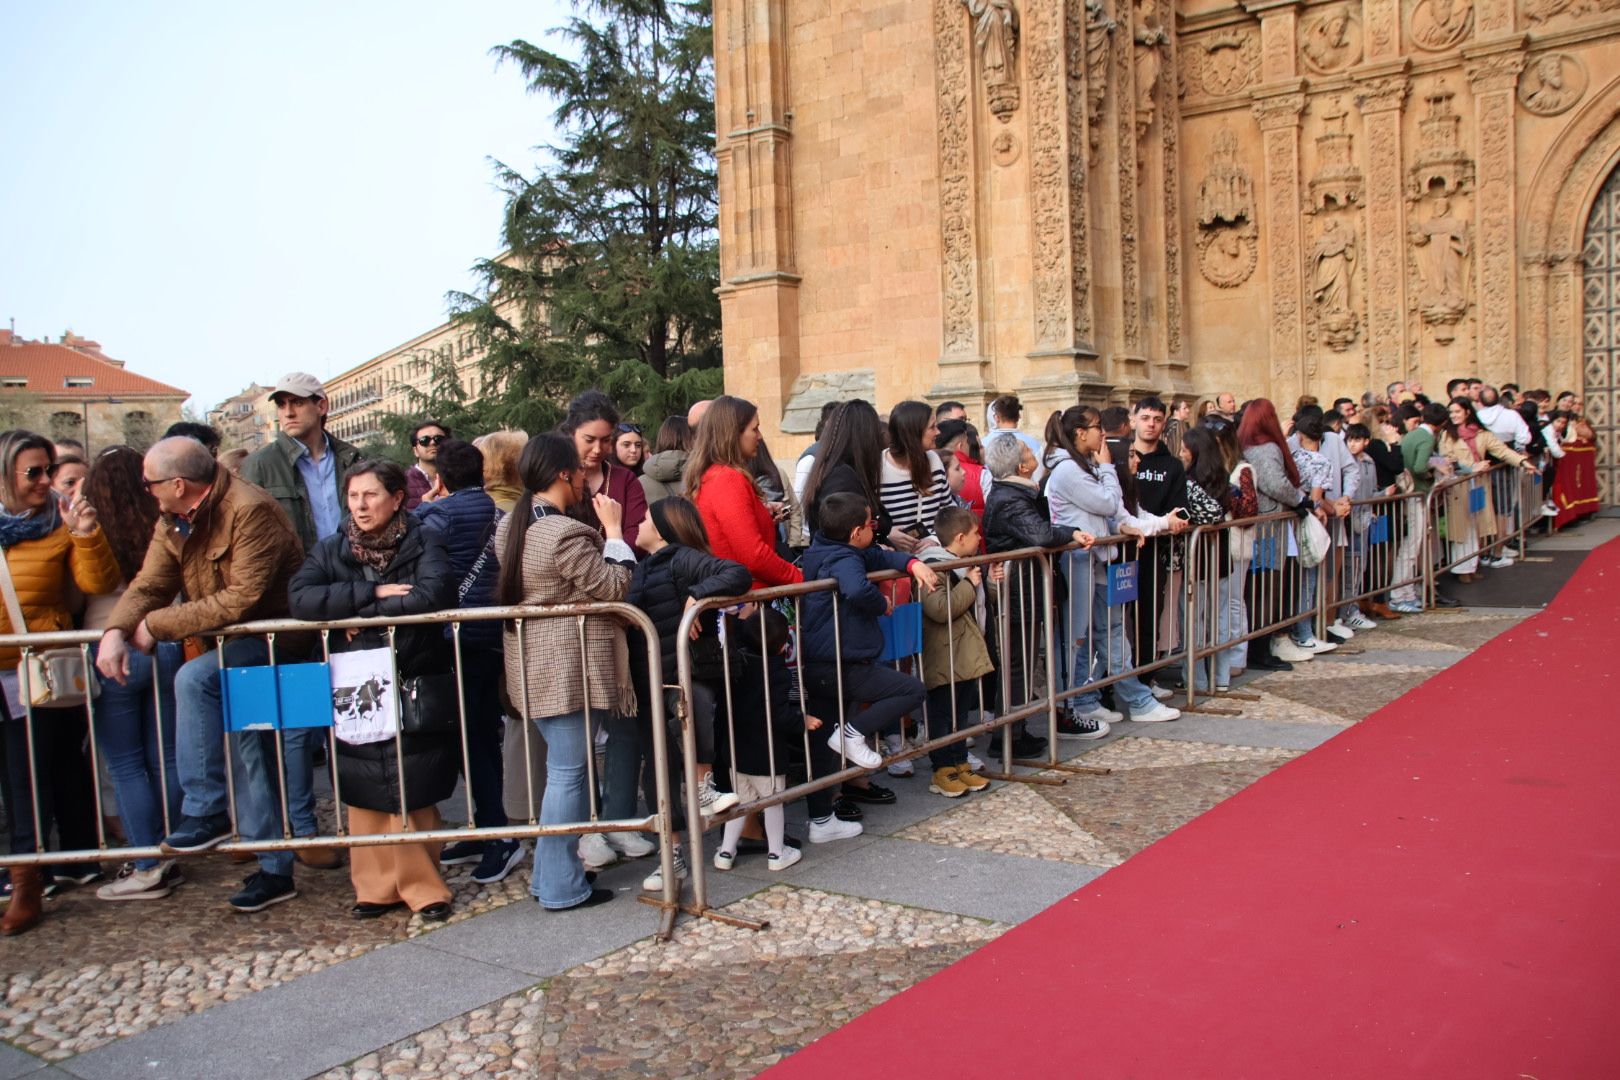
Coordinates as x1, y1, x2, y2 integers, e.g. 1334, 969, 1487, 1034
414, 435, 447, 447
21, 464, 61, 482
615, 423, 642, 435
140, 476, 178, 491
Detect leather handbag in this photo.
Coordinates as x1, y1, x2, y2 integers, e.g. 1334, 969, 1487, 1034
0, 550, 98, 709
398, 671, 459, 736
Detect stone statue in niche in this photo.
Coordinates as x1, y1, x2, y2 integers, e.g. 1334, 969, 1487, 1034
1409, 0, 1472, 52
963, 0, 1021, 122
1084, 0, 1115, 162
1301, 9, 1361, 74
1310, 217, 1360, 350
1410, 195, 1471, 342
1518, 53, 1586, 117
1133, 0, 1167, 141
1195, 127, 1259, 288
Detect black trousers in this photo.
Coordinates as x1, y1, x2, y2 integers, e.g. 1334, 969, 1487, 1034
1, 698, 98, 857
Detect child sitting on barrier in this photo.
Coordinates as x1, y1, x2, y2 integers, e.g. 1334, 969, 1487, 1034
800, 492, 939, 779
711, 614, 818, 871
914, 507, 995, 798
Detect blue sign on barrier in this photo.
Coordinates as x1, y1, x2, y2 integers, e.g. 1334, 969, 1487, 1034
1368, 515, 1390, 545
1107, 561, 1139, 605
1251, 535, 1280, 572
1469, 486, 1486, 513
222, 661, 334, 732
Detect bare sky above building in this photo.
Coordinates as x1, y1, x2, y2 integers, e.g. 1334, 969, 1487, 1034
0, 0, 574, 412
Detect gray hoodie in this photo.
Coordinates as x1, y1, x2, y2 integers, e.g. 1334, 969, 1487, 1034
1044, 456, 1127, 563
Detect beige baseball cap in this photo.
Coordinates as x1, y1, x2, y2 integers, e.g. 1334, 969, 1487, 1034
269, 372, 326, 401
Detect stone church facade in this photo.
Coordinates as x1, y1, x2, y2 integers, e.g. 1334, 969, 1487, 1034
714, 0, 1620, 502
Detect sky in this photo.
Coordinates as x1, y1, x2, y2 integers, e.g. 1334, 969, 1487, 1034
0, 0, 577, 413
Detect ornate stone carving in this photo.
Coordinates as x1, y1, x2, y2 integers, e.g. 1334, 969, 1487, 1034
1521, 0, 1574, 22
1301, 9, 1362, 75
1117, 0, 1141, 349
1354, 73, 1410, 387
1198, 223, 1261, 287
1254, 93, 1307, 398
782, 369, 877, 433
1473, 56, 1522, 375
1026, 5, 1069, 348
1410, 194, 1472, 341
1196, 28, 1261, 98
1133, 0, 1168, 142
936, 0, 980, 358
1309, 96, 1365, 211
1161, 7, 1185, 359
1518, 54, 1587, 117
1084, 0, 1115, 164
964, 0, 1022, 122
993, 131, 1022, 165
1408, 0, 1473, 53
1310, 216, 1361, 349
1066, 0, 1094, 340
1198, 127, 1254, 229
1408, 82, 1474, 200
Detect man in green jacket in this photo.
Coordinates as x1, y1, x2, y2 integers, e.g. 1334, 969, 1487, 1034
238, 372, 361, 870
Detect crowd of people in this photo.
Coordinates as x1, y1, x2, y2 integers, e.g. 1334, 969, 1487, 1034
0, 370, 1583, 935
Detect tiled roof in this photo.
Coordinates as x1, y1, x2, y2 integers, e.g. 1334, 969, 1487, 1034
0, 332, 188, 398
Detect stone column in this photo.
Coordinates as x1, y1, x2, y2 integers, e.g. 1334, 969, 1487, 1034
1352, 66, 1411, 392
714, 0, 801, 427
1253, 87, 1308, 405
1465, 42, 1527, 385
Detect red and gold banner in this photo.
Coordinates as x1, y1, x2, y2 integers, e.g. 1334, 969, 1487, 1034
1553, 442, 1601, 529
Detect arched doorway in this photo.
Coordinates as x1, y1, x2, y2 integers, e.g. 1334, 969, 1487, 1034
1581, 163, 1620, 506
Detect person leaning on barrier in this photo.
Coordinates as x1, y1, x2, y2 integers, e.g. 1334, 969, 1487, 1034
1237, 399, 1316, 669
0, 430, 121, 936
288, 460, 458, 922
495, 433, 633, 913
411, 440, 522, 887
95, 436, 308, 914
81, 447, 186, 904
1438, 396, 1537, 581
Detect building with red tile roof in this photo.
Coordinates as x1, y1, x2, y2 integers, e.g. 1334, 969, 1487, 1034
0, 328, 188, 452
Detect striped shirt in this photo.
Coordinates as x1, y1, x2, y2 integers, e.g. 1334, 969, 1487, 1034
880, 450, 951, 536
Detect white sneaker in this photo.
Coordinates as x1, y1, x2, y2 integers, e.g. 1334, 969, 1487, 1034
1327, 621, 1354, 640
697, 773, 740, 817
96, 861, 179, 902
607, 831, 656, 858
808, 816, 864, 843
1148, 684, 1174, 701
641, 846, 688, 892
827, 724, 883, 770
1302, 637, 1338, 654
713, 848, 735, 871
1344, 612, 1377, 631
1074, 704, 1123, 724
1542, 501, 1558, 517
578, 832, 618, 870
1131, 702, 1181, 723
1481, 555, 1514, 568
885, 733, 914, 777
965, 751, 985, 773
1272, 638, 1315, 663
768, 846, 803, 872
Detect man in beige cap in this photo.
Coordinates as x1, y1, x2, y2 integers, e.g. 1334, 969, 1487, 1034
238, 372, 361, 871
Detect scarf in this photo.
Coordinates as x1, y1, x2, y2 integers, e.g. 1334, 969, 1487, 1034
0, 500, 61, 550
1459, 423, 1481, 459
346, 511, 407, 574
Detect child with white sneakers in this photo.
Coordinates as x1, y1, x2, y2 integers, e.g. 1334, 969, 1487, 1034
712, 614, 817, 872
914, 507, 996, 798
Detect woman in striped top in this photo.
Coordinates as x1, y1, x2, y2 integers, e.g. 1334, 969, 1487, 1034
880, 401, 952, 551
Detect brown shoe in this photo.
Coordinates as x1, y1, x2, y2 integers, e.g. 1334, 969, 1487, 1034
296, 846, 344, 870
1369, 601, 1402, 621
2, 865, 44, 936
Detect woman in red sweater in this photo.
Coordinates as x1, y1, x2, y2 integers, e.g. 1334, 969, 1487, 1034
686, 397, 803, 590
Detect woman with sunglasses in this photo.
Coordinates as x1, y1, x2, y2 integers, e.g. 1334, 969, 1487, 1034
612, 423, 645, 476
0, 430, 122, 935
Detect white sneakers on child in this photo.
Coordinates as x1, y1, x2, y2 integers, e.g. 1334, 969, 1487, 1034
1272, 638, 1315, 663
827, 724, 883, 770
884, 732, 914, 776
642, 846, 689, 892
1131, 702, 1181, 723
697, 773, 740, 817
768, 846, 803, 872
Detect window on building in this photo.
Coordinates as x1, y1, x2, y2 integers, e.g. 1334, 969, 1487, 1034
49, 412, 83, 442
122, 410, 159, 452
64, 377, 93, 389
0, 377, 26, 388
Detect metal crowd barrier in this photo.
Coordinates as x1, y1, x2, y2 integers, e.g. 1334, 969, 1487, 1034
1422, 462, 1536, 603
0, 602, 683, 940
1322, 490, 1432, 631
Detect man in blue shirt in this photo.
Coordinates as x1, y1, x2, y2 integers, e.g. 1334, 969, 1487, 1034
240, 372, 363, 871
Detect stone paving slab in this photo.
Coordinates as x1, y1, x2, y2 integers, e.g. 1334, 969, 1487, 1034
58, 942, 535, 1080
1128, 717, 1346, 751
0, 1044, 47, 1080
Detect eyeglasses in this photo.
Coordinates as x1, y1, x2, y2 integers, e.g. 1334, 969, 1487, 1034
1083, 424, 1103, 432
615, 423, 642, 435
414, 435, 447, 447
21, 464, 61, 482
140, 476, 178, 491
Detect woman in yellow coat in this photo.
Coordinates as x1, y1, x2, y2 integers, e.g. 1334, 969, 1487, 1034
1437, 398, 1538, 581
0, 430, 121, 935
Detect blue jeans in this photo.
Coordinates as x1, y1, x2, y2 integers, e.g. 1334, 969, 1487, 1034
92, 642, 183, 870
173, 639, 294, 877
1220, 556, 1251, 674
1291, 565, 1320, 645
1193, 571, 1237, 691
1065, 552, 1156, 714
531, 709, 609, 908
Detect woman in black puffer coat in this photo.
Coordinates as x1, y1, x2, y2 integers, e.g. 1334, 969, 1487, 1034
288, 460, 458, 922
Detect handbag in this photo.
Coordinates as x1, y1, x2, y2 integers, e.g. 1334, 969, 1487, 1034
398, 672, 459, 736
0, 549, 98, 709
1297, 512, 1332, 569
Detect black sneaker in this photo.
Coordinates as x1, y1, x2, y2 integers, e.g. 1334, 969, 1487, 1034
1057, 713, 1110, 740
438, 839, 486, 867
228, 871, 297, 913
1012, 733, 1047, 758
471, 840, 524, 885
161, 812, 233, 854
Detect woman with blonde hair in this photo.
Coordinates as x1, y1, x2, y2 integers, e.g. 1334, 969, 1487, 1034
474, 429, 529, 513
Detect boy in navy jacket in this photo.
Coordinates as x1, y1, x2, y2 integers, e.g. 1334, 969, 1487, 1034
800, 492, 939, 773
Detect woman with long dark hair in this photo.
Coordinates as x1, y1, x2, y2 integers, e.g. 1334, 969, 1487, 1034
1237, 399, 1314, 669
880, 401, 951, 546
496, 434, 634, 911
82, 447, 185, 902
1179, 427, 1250, 692
802, 400, 891, 542
687, 396, 803, 590
1439, 396, 1536, 580
559, 390, 648, 556
289, 461, 458, 921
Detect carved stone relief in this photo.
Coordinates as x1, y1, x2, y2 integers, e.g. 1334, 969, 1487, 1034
1255, 93, 1308, 399
936, 0, 980, 359
1196, 126, 1259, 287
1161, 0, 1185, 358
1066, 0, 1094, 340
1133, 0, 1168, 143
1300, 9, 1362, 75
1355, 73, 1410, 388
1410, 194, 1472, 341
1026, 4, 1070, 349
1522, 0, 1620, 23
1518, 53, 1588, 117
1408, 0, 1473, 52
1084, 0, 1115, 164
1408, 82, 1474, 200
1193, 28, 1261, 100
1310, 216, 1361, 350
963, 0, 1021, 122
1471, 54, 1524, 375
1310, 96, 1365, 211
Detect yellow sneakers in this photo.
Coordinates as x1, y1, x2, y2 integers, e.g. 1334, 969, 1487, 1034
928, 767, 971, 798
952, 766, 989, 792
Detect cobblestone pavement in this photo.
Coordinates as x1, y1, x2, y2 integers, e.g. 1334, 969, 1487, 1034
0, 608, 1529, 1078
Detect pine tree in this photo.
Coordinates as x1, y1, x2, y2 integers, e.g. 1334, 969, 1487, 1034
452, 0, 721, 432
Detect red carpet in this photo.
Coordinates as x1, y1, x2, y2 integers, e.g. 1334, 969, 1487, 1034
766, 539, 1620, 1078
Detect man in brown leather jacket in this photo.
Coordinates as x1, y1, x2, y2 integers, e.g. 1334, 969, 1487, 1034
96, 436, 309, 912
